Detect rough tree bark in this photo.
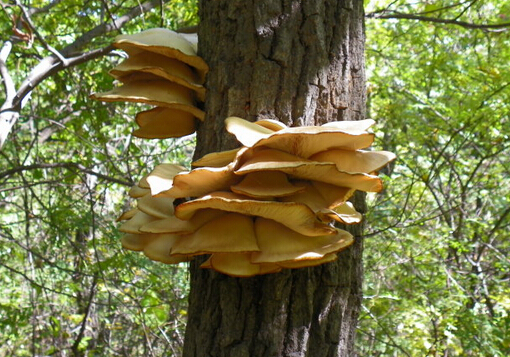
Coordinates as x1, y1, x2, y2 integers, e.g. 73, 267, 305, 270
184, 1, 366, 356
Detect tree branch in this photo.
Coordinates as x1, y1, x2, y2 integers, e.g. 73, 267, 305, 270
62, 0, 162, 56
6, 44, 115, 114
0, 162, 134, 186
0, 41, 15, 102
366, 11, 510, 31
0, 0, 165, 150
15, 0, 69, 65
27, 0, 66, 16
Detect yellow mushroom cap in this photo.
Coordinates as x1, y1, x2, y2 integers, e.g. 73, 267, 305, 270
230, 171, 306, 198
201, 252, 282, 277
140, 209, 224, 234
171, 213, 259, 255
174, 191, 335, 237
192, 148, 241, 168
90, 80, 205, 120
142, 233, 191, 264
251, 217, 353, 263
254, 119, 287, 131
145, 164, 187, 196
225, 117, 375, 157
309, 149, 396, 173
179, 33, 198, 52
121, 233, 155, 251
311, 181, 355, 208
158, 164, 241, 198
136, 194, 175, 219
119, 211, 159, 234
235, 148, 383, 192
277, 253, 338, 269
109, 52, 205, 101
128, 185, 150, 198
133, 107, 197, 139
319, 202, 362, 225
277, 183, 362, 224
116, 208, 138, 222
114, 28, 208, 81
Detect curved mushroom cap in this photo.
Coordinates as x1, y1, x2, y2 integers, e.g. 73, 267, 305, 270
201, 252, 281, 277
121, 233, 155, 251
122, 232, 191, 264
310, 149, 397, 173
119, 211, 159, 234
277, 182, 328, 212
128, 185, 150, 198
140, 209, 224, 234
142, 233, 192, 264
137, 194, 175, 219
90, 80, 205, 120
138, 174, 150, 189
159, 164, 241, 198
254, 119, 287, 131
145, 164, 187, 196
230, 171, 306, 198
116, 208, 138, 222
133, 107, 197, 139
251, 218, 353, 263
192, 148, 241, 167
179, 32, 198, 52
319, 202, 362, 224
225, 117, 374, 157
109, 53, 205, 101
277, 253, 338, 268
171, 213, 259, 255
310, 181, 354, 208
235, 148, 383, 192
174, 191, 335, 236
114, 28, 208, 81
278, 183, 362, 224
224, 117, 275, 146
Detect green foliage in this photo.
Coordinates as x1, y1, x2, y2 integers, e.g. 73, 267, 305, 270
359, 1, 510, 356
2, 0, 510, 356
0, 0, 197, 355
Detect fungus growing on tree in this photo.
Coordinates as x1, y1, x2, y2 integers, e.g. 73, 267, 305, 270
116, 117, 395, 277
91, 28, 207, 138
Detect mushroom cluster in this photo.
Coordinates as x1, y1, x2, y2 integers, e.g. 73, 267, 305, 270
118, 117, 396, 277
91, 28, 207, 138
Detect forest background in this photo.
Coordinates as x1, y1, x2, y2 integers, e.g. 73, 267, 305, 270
0, 0, 508, 356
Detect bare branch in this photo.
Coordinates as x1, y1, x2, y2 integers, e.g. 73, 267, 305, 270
63, 0, 163, 56
0, 162, 134, 186
0, 0, 166, 149
0, 41, 15, 102
0, 261, 79, 299
6, 44, 115, 114
366, 11, 510, 31
15, 0, 69, 65
28, 0, 66, 15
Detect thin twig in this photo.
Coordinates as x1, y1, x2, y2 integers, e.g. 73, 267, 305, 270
0, 162, 133, 186
366, 11, 510, 31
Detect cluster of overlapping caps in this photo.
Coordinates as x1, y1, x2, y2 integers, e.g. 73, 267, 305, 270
93, 29, 396, 277
91, 28, 207, 138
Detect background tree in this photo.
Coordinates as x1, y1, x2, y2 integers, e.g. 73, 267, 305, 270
0, 1, 196, 355
359, 1, 510, 356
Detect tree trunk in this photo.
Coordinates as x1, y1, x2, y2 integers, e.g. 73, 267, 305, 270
184, 1, 366, 356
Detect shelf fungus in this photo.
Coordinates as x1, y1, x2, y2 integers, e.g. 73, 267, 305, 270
91, 28, 208, 138
117, 117, 395, 277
